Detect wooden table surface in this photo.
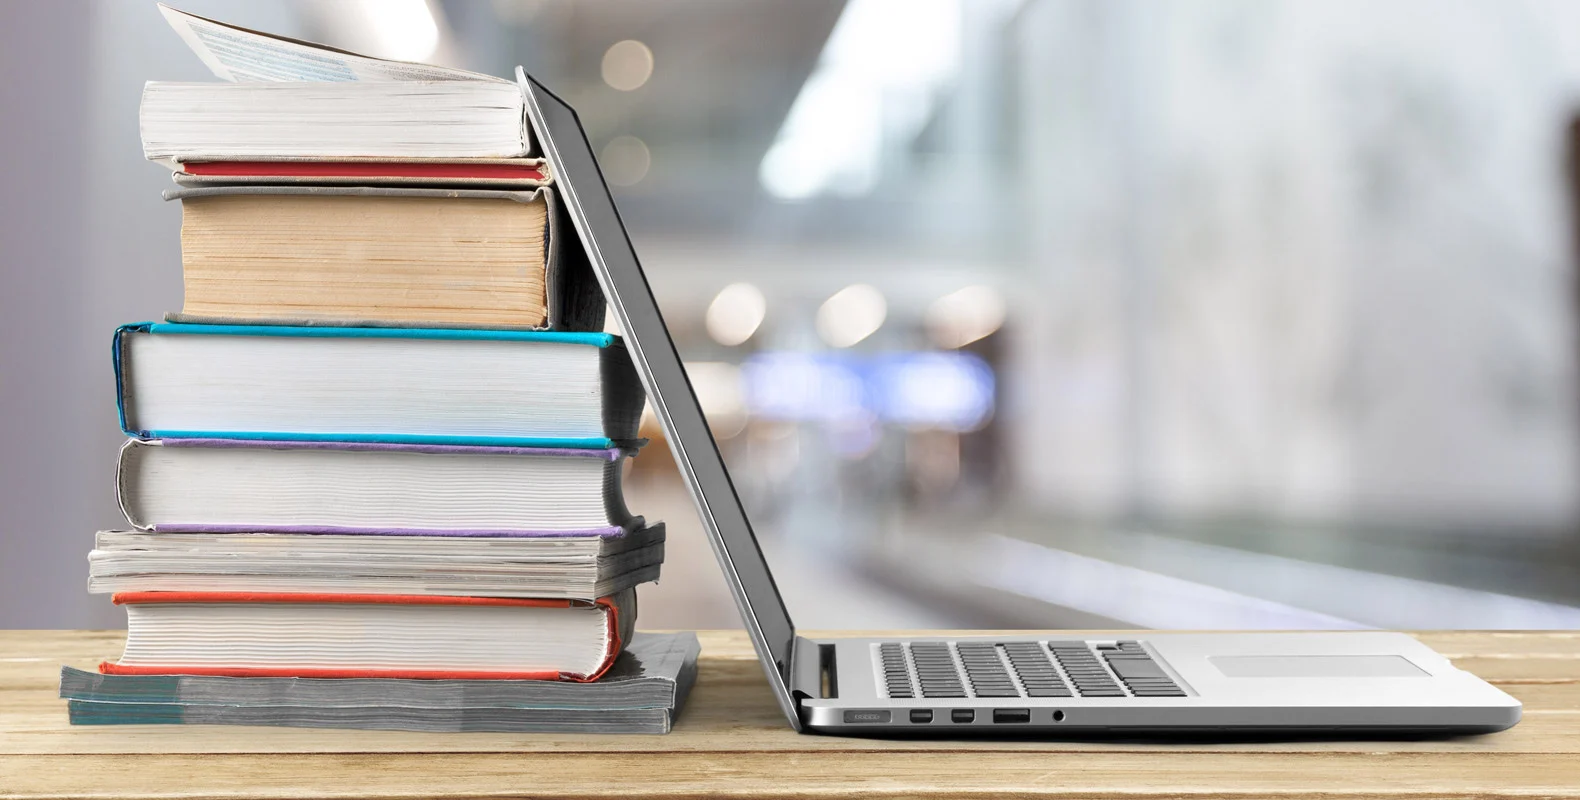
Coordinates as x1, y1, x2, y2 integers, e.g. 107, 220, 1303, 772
2, 629, 1577, 799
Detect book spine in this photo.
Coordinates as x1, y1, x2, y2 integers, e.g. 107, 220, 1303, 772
600, 341, 645, 442
114, 439, 152, 531
542, 185, 609, 332
113, 323, 628, 448
112, 323, 156, 439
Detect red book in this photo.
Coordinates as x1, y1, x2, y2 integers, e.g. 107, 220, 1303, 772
167, 158, 550, 189
100, 590, 632, 681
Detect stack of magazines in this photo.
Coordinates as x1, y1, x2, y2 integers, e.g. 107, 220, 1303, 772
61, 5, 694, 734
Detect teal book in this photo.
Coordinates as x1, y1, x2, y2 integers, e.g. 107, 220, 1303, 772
113, 323, 644, 449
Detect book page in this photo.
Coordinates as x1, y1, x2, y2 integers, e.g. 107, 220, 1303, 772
157, 4, 508, 84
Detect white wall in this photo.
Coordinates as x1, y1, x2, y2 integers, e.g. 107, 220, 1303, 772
1010, 0, 1580, 531
0, 1, 304, 628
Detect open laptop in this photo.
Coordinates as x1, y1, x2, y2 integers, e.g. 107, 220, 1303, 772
519, 72, 1522, 736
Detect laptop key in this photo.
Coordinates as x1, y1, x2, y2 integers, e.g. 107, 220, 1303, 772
1108, 659, 1167, 680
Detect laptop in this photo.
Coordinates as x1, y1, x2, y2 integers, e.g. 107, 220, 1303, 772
519, 72, 1522, 736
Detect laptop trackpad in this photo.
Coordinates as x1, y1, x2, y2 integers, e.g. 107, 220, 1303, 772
1210, 655, 1428, 678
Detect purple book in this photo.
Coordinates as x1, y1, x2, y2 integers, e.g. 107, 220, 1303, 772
116, 438, 644, 537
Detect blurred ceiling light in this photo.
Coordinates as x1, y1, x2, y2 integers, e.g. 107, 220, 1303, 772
684, 361, 748, 439
925, 285, 1006, 348
705, 283, 767, 346
602, 40, 655, 91
600, 136, 651, 186
817, 284, 886, 348
760, 0, 963, 200
355, 0, 440, 61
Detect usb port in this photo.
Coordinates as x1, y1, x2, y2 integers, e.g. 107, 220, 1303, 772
909, 709, 933, 723
950, 709, 975, 723
993, 708, 1031, 724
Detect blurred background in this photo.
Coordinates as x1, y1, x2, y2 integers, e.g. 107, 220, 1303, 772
6, 0, 1580, 630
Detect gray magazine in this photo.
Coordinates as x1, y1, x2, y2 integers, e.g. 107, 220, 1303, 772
65, 702, 684, 735
61, 632, 699, 734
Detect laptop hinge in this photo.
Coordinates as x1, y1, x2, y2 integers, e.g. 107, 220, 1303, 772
790, 637, 836, 701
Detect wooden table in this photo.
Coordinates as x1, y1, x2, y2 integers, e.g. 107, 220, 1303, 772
2, 630, 1577, 799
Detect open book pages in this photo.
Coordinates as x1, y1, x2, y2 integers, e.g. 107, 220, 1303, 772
146, 6, 529, 161
88, 525, 665, 600
157, 4, 509, 83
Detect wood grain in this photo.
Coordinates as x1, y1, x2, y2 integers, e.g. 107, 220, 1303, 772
2, 629, 1576, 799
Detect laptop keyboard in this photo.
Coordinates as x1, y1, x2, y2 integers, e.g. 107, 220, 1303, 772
878, 640, 1185, 699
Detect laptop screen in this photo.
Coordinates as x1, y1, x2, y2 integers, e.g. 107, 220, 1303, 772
520, 75, 800, 713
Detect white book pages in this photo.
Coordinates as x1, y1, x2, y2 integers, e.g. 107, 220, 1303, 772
158, 4, 508, 83
118, 600, 614, 676
152, 5, 529, 157
118, 441, 636, 532
121, 332, 637, 441
92, 528, 663, 559
140, 82, 529, 160
86, 527, 666, 599
85, 562, 662, 600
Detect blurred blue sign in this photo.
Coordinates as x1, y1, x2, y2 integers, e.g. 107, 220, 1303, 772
742, 351, 994, 431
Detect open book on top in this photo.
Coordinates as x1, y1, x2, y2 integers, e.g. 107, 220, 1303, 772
144, 5, 538, 174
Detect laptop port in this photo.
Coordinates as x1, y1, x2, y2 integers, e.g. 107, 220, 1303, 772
1052, 709, 1066, 722
950, 709, 975, 723
993, 708, 1031, 724
842, 710, 890, 724
909, 709, 933, 723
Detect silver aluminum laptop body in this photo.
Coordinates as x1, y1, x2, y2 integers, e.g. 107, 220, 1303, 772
520, 74, 1522, 736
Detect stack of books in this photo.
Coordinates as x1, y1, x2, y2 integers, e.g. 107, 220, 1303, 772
61, 5, 694, 735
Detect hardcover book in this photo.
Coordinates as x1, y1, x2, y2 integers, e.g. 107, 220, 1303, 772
115, 439, 643, 536
167, 157, 552, 189
114, 323, 644, 447
166, 185, 603, 331
101, 590, 637, 681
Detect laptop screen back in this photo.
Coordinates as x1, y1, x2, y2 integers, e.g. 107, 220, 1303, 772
520, 75, 800, 718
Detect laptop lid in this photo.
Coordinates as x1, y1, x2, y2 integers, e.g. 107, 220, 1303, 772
519, 73, 803, 728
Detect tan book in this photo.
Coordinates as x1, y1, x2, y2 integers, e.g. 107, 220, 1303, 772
165, 185, 604, 331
